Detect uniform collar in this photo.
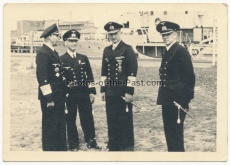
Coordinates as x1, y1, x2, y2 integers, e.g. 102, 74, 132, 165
112, 39, 121, 49
44, 43, 55, 51
166, 40, 176, 51
67, 49, 77, 58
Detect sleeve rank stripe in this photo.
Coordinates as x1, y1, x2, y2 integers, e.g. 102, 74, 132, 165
127, 76, 136, 87
40, 84, 52, 96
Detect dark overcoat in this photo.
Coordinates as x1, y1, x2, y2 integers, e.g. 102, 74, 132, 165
157, 42, 195, 105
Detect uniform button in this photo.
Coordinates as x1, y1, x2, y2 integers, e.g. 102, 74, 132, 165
116, 77, 118, 79
81, 75, 83, 77
160, 74, 162, 75
116, 73, 118, 75
108, 64, 110, 66
81, 72, 83, 73
116, 64, 118, 66
108, 69, 110, 70
71, 69, 73, 70
74, 80, 77, 82
164, 85, 166, 87
164, 74, 166, 75
81, 68, 83, 70
74, 76, 76, 78
82, 79, 84, 81
164, 79, 166, 81
166, 62, 168, 64
164, 67, 166, 69
108, 77, 110, 80
116, 69, 118, 70
73, 72, 75, 74
108, 73, 110, 75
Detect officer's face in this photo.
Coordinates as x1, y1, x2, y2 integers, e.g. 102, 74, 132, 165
108, 30, 121, 44
50, 34, 61, 46
161, 31, 177, 46
66, 39, 78, 51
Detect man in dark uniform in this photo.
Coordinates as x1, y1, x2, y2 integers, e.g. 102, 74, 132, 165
101, 22, 138, 151
36, 24, 67, 151
60, 30, 100, 151
156, 21, 195, 152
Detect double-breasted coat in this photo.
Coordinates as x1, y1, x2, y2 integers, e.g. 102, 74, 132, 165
100, 40, 138, 151
36, 44, 66, 151
157, 42, 195, 152
60, 52, 97, 149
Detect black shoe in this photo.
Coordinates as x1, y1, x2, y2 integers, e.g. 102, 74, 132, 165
86, 138, 101, 149
70, 148, 78, 151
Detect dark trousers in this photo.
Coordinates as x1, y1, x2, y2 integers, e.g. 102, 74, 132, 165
66, 94, 96, 149
105, 96, 134, 151
40, 99, 67, 151
162, 103, 188, 152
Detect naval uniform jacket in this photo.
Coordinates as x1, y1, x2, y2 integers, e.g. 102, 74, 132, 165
100, 40, 138, 96
157, 42, 195, 105
60, 52, 96, 97
36, 44, 65, 102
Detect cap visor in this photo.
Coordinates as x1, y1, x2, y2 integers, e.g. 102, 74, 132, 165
66, 37, 79, 41
107, 29, 120, 34
160, 30, 174, 35
52, 31, 61, 35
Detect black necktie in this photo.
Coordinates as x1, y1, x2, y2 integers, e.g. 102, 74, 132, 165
73, 54, 76, 60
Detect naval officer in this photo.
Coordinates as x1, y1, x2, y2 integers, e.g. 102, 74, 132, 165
156, 21, 195, 152
101, 22, 138, 151
36, 24, 67, 151
60, 30, 100, 151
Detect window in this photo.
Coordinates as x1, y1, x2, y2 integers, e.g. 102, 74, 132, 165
164, 11, 167, 15
185, 11, 188, 14
150, 11, 154, 16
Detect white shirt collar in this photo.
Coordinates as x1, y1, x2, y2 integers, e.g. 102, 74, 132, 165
113, 40, 121, 49
166, 40, 176, 51
44, 43, 55, 51
67, 49, 77, 58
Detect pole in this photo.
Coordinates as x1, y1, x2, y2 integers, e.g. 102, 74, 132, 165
212, 19, 217, 67
70, 11, 72, 29
30, 31, 34, 68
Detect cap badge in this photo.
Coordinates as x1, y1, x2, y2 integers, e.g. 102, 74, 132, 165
71, 31, 76, 38
162, 26, 167, 31
109, 26, 114, 30
71, 33, 76, 38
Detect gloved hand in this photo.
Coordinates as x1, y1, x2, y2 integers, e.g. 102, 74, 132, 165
123, 93, 133, 103
47, 101, 54, 110
101, 92, 105, 101
89, 94, 95, 104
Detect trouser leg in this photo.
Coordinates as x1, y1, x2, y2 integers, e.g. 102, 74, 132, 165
162, 103, 188, 152
66, 95, 79, 149
106, 96, 134, 151
78, 97, 96, 143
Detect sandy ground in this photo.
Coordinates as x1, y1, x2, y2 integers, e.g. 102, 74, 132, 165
9, 56, 216, 152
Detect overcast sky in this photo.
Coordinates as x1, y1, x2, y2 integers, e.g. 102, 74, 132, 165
4, 3, 225, 32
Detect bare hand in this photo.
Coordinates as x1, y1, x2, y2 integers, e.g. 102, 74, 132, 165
101, 92, 105, 101
89, 94, 95, 104
124, 93, 133, 103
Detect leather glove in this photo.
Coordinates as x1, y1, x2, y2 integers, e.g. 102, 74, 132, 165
47, 101, 54, 110
89, 94, 95, 104
101, 92, 105, 101
124, 93, 133, 103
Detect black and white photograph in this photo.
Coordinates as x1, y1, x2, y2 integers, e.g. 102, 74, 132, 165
3, 2, 228, 162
